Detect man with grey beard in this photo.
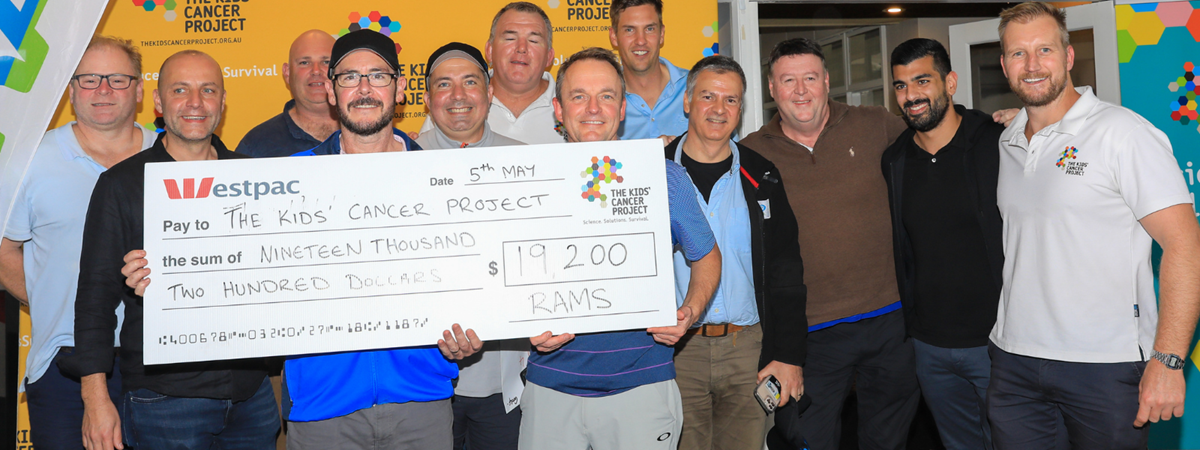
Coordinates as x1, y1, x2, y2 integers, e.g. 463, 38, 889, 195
881, 38, 1005, 450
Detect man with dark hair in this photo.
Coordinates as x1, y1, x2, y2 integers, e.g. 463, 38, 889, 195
882, 38, 1005, 450
237, 30, 337, 157
0, 35, 156, 450
664, 54, 808, 450
417, 41, 527, 450
66, 49, 280, 450
740, 37, 918, 450
518, 47, 721, 450
608, 0, 687, 144
419, 2, 562, 144
284, 30, 481, 450
989, 3, 1200, 448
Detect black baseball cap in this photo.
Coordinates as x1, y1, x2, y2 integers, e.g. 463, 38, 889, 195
425, 42, 489, 84
328, 29, 401, 79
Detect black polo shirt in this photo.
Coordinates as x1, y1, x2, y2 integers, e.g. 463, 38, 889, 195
900, 127, 1000, 348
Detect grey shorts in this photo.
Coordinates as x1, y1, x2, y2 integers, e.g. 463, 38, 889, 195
518, 380, 682, 450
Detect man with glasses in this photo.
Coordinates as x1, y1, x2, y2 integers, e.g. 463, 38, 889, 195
284, 30, 482, 449
0, 36, 157, 450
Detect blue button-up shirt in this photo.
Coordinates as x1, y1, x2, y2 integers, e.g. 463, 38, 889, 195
618, 57, 690, 140
671, 136, 759, 326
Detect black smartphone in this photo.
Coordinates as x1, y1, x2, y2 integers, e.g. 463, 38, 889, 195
754, 375, 782, 413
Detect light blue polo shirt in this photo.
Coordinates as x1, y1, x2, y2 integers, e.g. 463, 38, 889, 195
672, 136, 759, 326
618, 57, 690, 140
5, 122, 156, 389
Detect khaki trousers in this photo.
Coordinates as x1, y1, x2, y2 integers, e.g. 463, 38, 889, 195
675, 323, 767, 450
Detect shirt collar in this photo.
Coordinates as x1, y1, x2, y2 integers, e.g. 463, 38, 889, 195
280, 99, 318, 142
323, 128, 412, 154
489, 70, 556, 114
59, 121, 152, 161
1003, 86, 1096, 148
673, 132, 741, 171
427, 122, 499, 149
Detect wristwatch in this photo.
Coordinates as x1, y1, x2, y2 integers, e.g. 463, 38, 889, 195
1151, 349, 1186, 370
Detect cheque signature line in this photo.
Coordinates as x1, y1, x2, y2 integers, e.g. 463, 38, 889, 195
464, 178, 566, 186
160, 253, 480, 275
162, 215, 574, 241
161, 287, 485, 311
506, 310, 660, 323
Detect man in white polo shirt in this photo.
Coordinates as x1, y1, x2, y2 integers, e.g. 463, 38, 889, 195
989, 2, 1200, 448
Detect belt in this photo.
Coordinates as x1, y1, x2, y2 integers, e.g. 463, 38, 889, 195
685, 323, 745, 337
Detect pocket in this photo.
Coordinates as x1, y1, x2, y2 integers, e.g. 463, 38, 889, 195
128, 389, 169, 404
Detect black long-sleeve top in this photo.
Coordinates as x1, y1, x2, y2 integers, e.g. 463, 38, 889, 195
59, 133, 268, 400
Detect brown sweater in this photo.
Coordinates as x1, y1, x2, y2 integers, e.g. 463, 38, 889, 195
740, 101, 907, 326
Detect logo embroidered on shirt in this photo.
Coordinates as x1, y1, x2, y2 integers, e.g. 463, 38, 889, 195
1056, 146, 1087, 176
849, 147, 855, 157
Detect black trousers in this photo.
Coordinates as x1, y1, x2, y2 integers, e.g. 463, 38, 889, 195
772, 310, 921, 450
987, 343, 1149, 450
452, 393, 521, 450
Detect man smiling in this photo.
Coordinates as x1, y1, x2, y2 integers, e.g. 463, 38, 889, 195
419, 2, 563, 144
238, 30, 337, 157
609, 0, 689, 143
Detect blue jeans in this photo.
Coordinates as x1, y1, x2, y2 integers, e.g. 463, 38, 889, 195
912, 339, 992, 450
122, 376, 279, 449
27, 348, 122, 450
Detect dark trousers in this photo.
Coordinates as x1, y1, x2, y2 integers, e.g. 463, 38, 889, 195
453, 393, 521, 450
27, 348, 123, 450
987, 343, 1149, 450
124, 376, 279, 449
774, 310, 920, 450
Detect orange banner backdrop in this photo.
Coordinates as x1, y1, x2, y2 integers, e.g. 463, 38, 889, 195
49, 0, 719, 148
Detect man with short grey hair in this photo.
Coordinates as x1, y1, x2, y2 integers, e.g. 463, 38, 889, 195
664, 54, 807, 450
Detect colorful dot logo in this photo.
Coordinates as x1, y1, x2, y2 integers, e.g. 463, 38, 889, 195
132, 0, 179, 21
1169, 62, 1199, 126
337, 12, 402, 55
1056, 146, 1078, 169
580, 156, 624, 208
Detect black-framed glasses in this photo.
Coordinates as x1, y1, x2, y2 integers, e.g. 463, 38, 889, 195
333, 72, 397, 88
73, 73, 137, 90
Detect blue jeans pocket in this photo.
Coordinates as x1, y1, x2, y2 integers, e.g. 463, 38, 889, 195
128, 389, 169, 404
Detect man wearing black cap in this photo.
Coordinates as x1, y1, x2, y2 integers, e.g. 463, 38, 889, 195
417, 43, 525, 150
284, 30, 483, 449
417, 42, 527, 450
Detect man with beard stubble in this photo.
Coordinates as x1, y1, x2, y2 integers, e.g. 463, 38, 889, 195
881, 38, 1004, 450
988, 3, 1200, 448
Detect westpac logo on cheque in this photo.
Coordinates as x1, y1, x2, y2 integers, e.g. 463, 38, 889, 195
163, 177, 300, 200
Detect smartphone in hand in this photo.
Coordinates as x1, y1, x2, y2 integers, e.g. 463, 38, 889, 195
754, 375, 782, 413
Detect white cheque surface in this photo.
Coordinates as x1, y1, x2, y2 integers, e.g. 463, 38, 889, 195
143, 140, 677, 364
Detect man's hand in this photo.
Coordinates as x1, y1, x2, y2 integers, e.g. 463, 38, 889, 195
758, 360, 804, 408
659, 135, 677, 147
81, 374, 122, 450
530, 331, 575, 353
121, 250, 150, 296
438, 323, 483, 360
992, 108, 1019, 127
647, 305, 697, 346
1135, 359, 1187, 426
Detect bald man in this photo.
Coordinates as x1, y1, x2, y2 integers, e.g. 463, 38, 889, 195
62, 50, 279, 450
237, 29, 338, 157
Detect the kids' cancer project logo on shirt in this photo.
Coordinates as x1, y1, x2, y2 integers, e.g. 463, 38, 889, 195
580, 156, 624, 208
1056, 146, 1087, 176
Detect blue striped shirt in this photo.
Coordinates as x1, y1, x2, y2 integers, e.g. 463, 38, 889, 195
526, 160, 716, 396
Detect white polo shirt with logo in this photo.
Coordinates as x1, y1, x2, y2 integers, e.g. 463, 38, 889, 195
992, 87, 1192, 363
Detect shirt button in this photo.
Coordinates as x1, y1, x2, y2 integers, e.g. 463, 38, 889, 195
931, 157, 937, 163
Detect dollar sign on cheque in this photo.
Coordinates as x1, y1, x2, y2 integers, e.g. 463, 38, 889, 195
488, 261, 498, 276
